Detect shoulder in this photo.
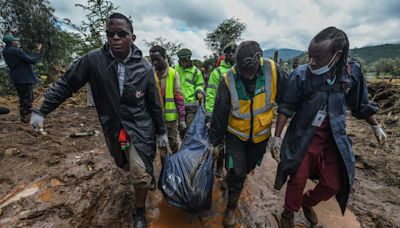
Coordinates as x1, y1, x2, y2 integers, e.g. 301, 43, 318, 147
288, 64, 308, 82
347, 58, 362, 74
141, 57, 152, 71
86, 47, 106, 63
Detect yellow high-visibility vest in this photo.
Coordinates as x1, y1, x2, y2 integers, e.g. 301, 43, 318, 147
154, 67, 178, 122
224, 58, 277, 143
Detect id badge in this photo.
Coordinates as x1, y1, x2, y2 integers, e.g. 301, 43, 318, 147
312, 110, 327, 127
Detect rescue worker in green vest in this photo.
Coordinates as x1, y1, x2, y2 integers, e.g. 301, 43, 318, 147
150, 45, 186, 164
206, 42, 237, 178
209, 41, 287, 228
175, 48, 205, 136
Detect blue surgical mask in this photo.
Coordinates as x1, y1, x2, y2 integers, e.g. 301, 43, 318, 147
308, 51, 339, 75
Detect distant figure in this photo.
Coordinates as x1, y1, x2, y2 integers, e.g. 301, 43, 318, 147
2, 34, 42, 122
292, 58, 299, 71
216, 54, 225, 67
175, 48, 205, 137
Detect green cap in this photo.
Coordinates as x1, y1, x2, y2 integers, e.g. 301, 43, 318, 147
2, 34, 19, 43
177, 48, 192, 60
223, 42, 237, 53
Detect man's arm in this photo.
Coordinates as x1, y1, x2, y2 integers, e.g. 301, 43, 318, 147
346, 62, 379, 120
208, 77, 231, 146
205, 69, 219, 117
275, 64, 288, 105
39, 55, 91, 115
194, 68, 205, 96
16, 48, 41, 64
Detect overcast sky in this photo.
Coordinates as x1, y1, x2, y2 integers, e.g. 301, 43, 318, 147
50, 0, 400, 60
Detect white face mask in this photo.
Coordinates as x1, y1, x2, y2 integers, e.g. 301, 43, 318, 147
308, 51, 339, 75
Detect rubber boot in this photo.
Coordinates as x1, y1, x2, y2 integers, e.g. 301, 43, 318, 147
223, 207, 236, 228
302, 204, 318, 226
19, 109, 30, 123
280, 208, 294, 228
224, 192, 240, 227
133, 208, 147, 228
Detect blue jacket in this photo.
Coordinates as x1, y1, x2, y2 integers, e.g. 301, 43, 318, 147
2, 45, 40, 85
274, 59, 378, 214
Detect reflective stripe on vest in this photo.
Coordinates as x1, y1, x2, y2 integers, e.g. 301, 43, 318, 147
165, 68, 178, 121
224, 58, 277, 143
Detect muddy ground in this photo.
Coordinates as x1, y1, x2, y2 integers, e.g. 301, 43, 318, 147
0, 81, 399, 228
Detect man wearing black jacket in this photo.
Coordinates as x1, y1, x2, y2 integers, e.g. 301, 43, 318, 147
209, 41, 287, 227
30, 13, 167, 228
2, 34, 42, 122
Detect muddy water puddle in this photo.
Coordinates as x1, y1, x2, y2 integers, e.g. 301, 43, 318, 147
149, 180, 225, 228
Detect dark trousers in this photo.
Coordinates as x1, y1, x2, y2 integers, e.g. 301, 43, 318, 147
15, 84, 34, 118
225, 132, 267, 207
284, 140, 341, 212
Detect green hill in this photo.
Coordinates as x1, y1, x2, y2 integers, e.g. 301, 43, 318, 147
349, 44, 400, 64
287, 43, 400, 65
263, 48, 304, 61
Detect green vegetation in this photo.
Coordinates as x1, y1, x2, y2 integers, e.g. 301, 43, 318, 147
286, 43, 400, 76
204, 18, 246, 55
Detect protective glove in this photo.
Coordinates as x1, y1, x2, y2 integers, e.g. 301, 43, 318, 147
178, 120, 187, 131
30, 110, 45, 133
271, 137, 282, 163
370, 124, 387, 144
157, 134, 169, 149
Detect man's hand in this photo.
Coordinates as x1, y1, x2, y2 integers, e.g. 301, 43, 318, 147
371, 124, 387, 144
30, 111, 44, 133
271, 137, 282, 162
157, 134, 169, 149
178, 120, 187, 131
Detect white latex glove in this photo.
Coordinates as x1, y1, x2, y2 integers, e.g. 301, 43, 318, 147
371, 124, 387, 144
271, 137, 282, 163
157, 134, 169, 149
178, 120, 187, 131
30, 111, 45, 133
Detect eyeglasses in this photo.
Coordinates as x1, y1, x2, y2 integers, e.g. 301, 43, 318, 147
241, 52, 261, 67
106, 30, 130, 38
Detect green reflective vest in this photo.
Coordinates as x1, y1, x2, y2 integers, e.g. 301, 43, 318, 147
205, 60, 232, 115
175, 64, 204, 106
154, 67, 178, 122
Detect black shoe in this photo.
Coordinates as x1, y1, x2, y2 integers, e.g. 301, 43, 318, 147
133, 214, 147, 228
223, 207, 236, 228
280, 209, 294, 228
302, 204, 318, 225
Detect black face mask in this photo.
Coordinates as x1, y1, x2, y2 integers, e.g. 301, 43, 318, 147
237, 52, 261, 79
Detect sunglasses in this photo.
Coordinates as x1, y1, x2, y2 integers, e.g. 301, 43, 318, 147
241, 52, 261, 67
106, 30, 130, 38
